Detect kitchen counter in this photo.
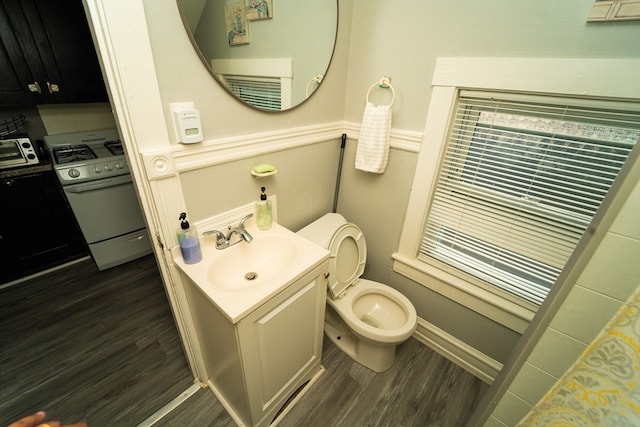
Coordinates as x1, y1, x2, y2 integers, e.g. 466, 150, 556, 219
0, 161, 53, 179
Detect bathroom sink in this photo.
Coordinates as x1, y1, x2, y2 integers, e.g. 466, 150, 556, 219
172, 216, 329, 323
208, 234, 297, 290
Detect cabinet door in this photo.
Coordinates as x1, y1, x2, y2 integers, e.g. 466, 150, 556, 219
0, 172, 87, 283
0, 0, 107, 106
238, 277, 325, 424
0, 0, 41, 105
26, 0, 107, 103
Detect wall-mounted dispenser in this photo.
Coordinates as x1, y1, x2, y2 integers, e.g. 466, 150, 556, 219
170, 102, 203, 144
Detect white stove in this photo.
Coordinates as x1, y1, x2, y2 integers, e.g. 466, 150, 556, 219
44, 129, 152, 271
45, 129, 130, 184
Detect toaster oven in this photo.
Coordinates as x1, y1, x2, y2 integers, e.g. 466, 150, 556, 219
0, 137, 40, 170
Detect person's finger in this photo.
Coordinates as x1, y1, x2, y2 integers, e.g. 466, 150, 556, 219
63, 423, 88, 427
8, 411, 46, 427
36, 421, 61, 427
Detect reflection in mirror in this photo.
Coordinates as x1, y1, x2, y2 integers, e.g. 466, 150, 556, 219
177, 0, 338, 111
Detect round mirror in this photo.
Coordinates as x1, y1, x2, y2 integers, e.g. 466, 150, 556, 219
177, 0, 338, 112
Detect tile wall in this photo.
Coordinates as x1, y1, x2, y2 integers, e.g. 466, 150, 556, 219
486, 176, 640, 426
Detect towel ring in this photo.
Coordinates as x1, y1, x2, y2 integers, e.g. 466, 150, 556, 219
365, 77, 395, 107
305, 74, 324, 98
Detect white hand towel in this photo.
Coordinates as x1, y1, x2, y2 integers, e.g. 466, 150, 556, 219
355, 102, 392, 173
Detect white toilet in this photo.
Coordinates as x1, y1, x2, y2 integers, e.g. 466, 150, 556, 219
297, 213, 417, 372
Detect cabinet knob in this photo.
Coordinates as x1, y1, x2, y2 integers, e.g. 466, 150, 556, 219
3, 179, 15, 187
27, 82, 42, 93
47, 82, 60, 94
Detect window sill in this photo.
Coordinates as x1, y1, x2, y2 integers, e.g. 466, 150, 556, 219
391, 252, 535, 334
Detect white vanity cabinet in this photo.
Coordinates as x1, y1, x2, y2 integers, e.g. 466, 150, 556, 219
183, 261, 328, 427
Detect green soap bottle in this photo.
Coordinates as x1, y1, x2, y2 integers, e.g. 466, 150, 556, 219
256, 186, 272, 230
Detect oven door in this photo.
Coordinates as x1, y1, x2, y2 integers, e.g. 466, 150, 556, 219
63, 174, 147, 243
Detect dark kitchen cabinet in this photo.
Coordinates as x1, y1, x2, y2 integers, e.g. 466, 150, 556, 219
0, 170, 87, 284
0, 0, 107, 106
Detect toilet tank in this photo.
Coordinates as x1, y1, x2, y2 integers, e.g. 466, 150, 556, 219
296, 213, 348, 249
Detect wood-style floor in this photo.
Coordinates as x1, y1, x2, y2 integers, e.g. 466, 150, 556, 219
0, 255, 193, 426
0, 255, 488, 427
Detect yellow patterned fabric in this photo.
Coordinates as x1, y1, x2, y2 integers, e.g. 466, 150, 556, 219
519, 284, 640, 426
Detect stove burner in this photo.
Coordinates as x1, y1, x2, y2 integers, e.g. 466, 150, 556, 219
53, 145, 97, 164
104, 140, 123, 156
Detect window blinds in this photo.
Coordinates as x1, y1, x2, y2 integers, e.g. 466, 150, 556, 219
225, 76, 282, 111
420, 92, 639, 305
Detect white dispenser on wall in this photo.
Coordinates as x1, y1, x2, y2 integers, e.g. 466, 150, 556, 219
170, 102, 203, 144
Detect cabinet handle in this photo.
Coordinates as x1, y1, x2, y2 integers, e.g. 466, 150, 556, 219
27, 82, 42, 93
47, 82, 60, 94
3, 179, 15, 187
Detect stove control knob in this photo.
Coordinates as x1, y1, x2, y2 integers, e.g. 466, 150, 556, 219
68, 169, 80, 178
93, 165, 102, 174
105, 163, 114, 171
115, 161, 124, 169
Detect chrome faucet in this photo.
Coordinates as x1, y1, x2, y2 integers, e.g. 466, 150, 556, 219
203, 213, 253, 250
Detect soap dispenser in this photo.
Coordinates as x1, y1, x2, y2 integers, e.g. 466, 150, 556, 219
177, 212, 202, 264
256, 186, 272, 230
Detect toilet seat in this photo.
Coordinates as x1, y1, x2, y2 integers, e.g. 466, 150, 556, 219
327, 223, 366, 298
327, 279, 417, 344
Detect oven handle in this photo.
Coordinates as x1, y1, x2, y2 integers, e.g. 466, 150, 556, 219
63, 174, 132, 193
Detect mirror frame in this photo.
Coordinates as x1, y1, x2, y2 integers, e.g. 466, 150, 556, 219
176, 0, 339, 112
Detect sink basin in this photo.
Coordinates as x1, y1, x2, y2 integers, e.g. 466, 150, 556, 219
172, 218, 329, 323
208, 234, 297, 290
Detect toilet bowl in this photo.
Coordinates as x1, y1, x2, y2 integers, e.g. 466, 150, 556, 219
297, 213, 417, 372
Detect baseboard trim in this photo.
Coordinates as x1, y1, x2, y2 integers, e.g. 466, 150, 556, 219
413, 317, 502, 384
136, 381, 202, 426
0, 256, 91, 290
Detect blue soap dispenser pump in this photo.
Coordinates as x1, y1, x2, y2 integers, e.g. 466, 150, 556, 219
177, 212, 202, 264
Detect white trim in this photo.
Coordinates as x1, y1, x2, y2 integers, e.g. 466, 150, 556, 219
394, 253, 533, 334
432, 57, 640, 99
413, 317, 502, 385
136, 382, 202, 427
160, 121, 422, 175
84, 0, 208, 384
343, 120, 422, 153
169, 121, 344, 173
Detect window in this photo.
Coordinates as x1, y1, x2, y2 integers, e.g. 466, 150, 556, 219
392, 58, 640, 330
224, 75, 282, 111
421, 92, 639, 306
211, 58, 293, 110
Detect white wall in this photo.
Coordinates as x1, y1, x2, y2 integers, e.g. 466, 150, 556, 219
344, 0, 640, 131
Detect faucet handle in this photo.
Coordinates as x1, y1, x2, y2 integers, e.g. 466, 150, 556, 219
203, 229, 227, 248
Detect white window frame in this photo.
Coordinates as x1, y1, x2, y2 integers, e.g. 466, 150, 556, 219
392, 57, 640, 333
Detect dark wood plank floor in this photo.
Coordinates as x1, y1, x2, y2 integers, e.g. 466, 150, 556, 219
278, 336, 488, 427
1, 255, 488, 427
0, 255, 194, 426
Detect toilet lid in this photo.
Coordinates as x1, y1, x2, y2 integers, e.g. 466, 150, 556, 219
327, 223, 366, 298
